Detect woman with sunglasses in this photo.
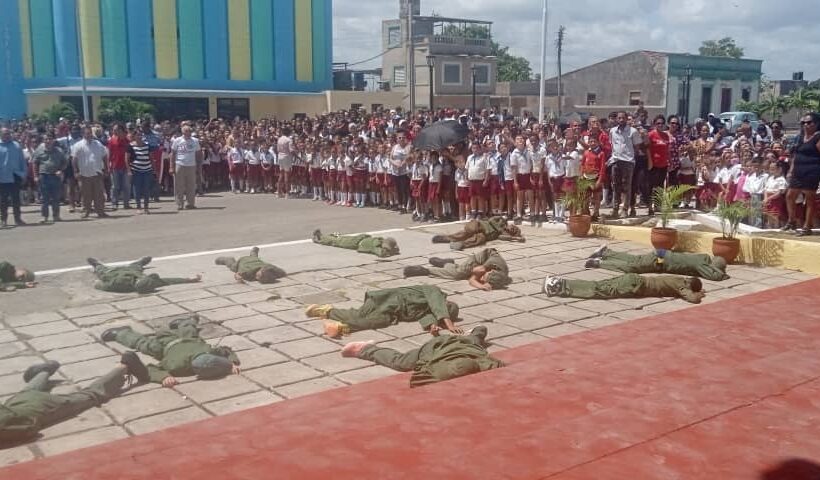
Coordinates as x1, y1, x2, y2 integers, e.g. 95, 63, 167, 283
783, 113, 820, 236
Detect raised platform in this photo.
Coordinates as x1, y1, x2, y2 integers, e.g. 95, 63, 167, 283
3, 280, 820, 480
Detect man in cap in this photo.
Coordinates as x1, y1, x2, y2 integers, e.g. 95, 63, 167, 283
215, 246, 286, 284
403, 248, 511, 291
312, 229, 400, 258
0, 353, 149, 443
87, 256, 202, 294
584, 244, 729, 281
431, 215, 525, 251
306, 285, 462, 338
0, 260, 37, 292
340, 326, 503, 387
101, 314, 240, 387
543, 273, 706, 304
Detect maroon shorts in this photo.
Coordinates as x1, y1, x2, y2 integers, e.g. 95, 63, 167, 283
531, 173, 545, 192
336, 171, 347, 188
439, 174, 453, 196
503, 179, 515, 193
246, 164, 261, 182
427, 182, 441, 202
678, 173, 696, 186
549, 176, 565, 199
310, 168, 323, 183
469, 180, 487, 198
370, 174, 380, 187
353, 170, 368, 189
411, 179, 427, 198
456, 186, 471, 204
229, 163, 245, 177
383, 174, 394, 188
516, 174, 532, 191
488, 176, 503, 196
262, 167, 273, 183
562, 177, 577, 194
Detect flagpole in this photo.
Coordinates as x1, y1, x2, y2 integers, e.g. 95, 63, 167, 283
537, 0, 548, 122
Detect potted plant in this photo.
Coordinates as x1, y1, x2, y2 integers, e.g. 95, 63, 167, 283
564, 177, 595, 237
712, 200, 750, 263
650, 184, 695, 249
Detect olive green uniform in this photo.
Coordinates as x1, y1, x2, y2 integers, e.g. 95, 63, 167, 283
92, 258, 197, 293
427, 248, 509, 280
0, 261, 30, 292
360, 333, 504, 387
330, 285, 456, 332
0, 367, 125, 442
598, 249, 729, 281
215, 249, 286, 282
110, 318, 239, 383
555, 273, 703, 303
316, 233, 397, 258
442, 217, 520, 249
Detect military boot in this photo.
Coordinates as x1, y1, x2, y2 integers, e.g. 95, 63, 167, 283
23, 360, 61, 383
429, 257, 455, 268
403, 266, 430, 278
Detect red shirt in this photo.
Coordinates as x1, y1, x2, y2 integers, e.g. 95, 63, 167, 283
581, 129, 612, 161
581, 149, 607, 182
647, 130, 671, 169
107, 135, 129, 171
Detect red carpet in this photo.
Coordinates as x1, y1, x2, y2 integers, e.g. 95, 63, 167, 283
3, 279, 820, 480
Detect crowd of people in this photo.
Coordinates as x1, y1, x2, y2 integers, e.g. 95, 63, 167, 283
1, 106, 818, 234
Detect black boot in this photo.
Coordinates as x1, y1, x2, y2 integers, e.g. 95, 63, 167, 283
429, 257, 455, 268
23, 360, 61, 383
101, 326, 131, 342
121, 352, 149, 383
431, 235, 450, 244
312, 229, 322, 243
403, 266, 430, 278
87, 257, 101, 268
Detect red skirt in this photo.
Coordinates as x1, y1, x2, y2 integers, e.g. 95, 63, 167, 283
383, 174, 394, 188
763, 196, 786, 220
439, 174, 453, 195
516, 173, 532, 191
310, 168, 323, 183
550, 176, 565, 199
352, 170, 368, 189
679, 173, 696, 186
488, 176, 503, 195
427, 182, 441, 202
698, 183, 720, 203
456, 186, 471, 204
411, 179, 427, 198
246, 164, 261, 182
262, 166, 273, 184
469, 180, 487, 198
370, 174, 380, 187
229, 163, 245, 177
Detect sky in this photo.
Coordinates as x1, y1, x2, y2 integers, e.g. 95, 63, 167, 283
332, 0, 820, 82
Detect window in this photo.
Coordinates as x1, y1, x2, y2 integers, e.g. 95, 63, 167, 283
472, 64, 490, 85
443, 63, 461, 85
216, 98, 250, 121
741, 87, 751, 102
387, 26, 401, 48
586, 93, 597, 106
720, 88, 732, 113
628, 91, 642, 106
371, 103, 383, 112
393, 66, 406, 86
350, 103, 363, 111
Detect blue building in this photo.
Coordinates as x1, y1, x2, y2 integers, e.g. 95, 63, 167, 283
1, 0, 333, 121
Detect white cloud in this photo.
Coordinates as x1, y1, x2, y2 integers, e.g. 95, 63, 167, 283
332, 0, 820, 81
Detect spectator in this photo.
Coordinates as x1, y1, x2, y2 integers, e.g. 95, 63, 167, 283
71, 127, 108, 219
107, 124, 131, 210
32, 131, 68, 223
170, 126, 201, 210
0, 127, 27, 227
608, 111, 643, 218
783, 113, 820, 236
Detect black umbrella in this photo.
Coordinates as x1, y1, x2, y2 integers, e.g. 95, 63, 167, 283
412, 120, 469, 150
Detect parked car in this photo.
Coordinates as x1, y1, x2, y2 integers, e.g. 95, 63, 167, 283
719, 111, 760, 134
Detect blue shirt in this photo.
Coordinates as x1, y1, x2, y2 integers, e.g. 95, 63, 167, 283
0, 140, 26, 184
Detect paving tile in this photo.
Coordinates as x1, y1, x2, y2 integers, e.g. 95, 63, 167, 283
247, 325, 313, 345
0, 444, 35, 467
44, 343, 119, 364
273, 284, 325, 298
533, 323, 589, 338
0, 372, 28, 396
197, 323, 233, 340
728, 282, 774, 294
574, 315, 631, 329
608, 297, 667, 308
71, 312, 130, 327
199, 305, 259, 322
105, 388, 191, 423
274, 337, 341, 358
28, 331, 95, 352
271, 308, 312, 324
237, 347, 289, 370
608, 309, 655, 321
460, 303, 520, 321
0, 355, 43, 376
342, 329, 396, 344
288, 271, 338, 283
274, 376, 347, 399
491, 332, 546, 348
207, 283, 255, 296
178, 296, 235, 312
644, 300, 698, 313
176, 375, 261, 404
216, 335, 258, 351
757, 276, 800, 287
335, 365, 397, 384
246, 299, 303, 313
112, 296, 168, 311
227, 290, 281, 305
780, 271, 817, 281
222, 314, 283, 333
497, 296, 557, 312
302, 352, 373, 374
462, 288, 521, 302
203, 390, 283, 415
161, 289, 215, 303
0, 342, 30, 359
459, 321, 523, 340
84, 319, 154, 341
495, 313, 561, 331
36, 426, 129, 456
59, 355, 121, 382
128, 304, 187, 321
126, 406, 212, 436
60, 304, 117, 319
329, 266, 373, 277
14, 320, 78, 338
440, 293, 485, 308
0, 330, 17, 344
533, 304, 598, 322
38, 407, 113, 439
726, 268, 775, 282
290, 291, 349, 306
570, 299, 631, 314
348, 272, 396, 284
243, 361, 322, 388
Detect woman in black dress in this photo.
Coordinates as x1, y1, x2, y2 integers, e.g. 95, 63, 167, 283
783, 112, 820, 236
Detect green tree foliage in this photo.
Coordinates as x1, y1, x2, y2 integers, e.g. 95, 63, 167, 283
97, 98, 155, 124
786, 88, 820, 114
439, 24, 531, 81
30, 102, 78, 124
698, 37, 744, 59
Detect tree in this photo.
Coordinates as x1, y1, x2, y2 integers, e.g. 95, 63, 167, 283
38, 102, 78, 123
758, 95, 789, 119
787, 88, 820, 114
440, 24, 531, 81
698, 37, 744, 58
736, 100, 765, 117
97, 98, 155, 124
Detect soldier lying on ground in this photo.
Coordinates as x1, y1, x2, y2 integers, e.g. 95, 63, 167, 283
542, 273, 706, 304
215, 246, 286, 284
101, 314, 240, 387
431, 216, 525, 250
88, 256, 202, 294
305, 285, 462, 338
340, 326, 504, 387
584, 244, 729, 281
403, 248, 511, 291
312, 230, 400, 258
0, 354, 148, 444
0, 261, 36, 292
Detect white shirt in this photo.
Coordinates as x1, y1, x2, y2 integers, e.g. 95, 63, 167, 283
466, 153, 489, 181
510, 148, 532, 174
429, 161, 442, 183
609, 125, 642, 163
742, 172, 768, 195
390, 144, 411, 176
277, 136, 292, 161
564, 151, 582, 178
530, 146, 546, 174
171, 136, 199, 167
267, 147, 278, 166
244, 150, 261, 165
455, 167, 469, 187
765, 175, 787, 193
71, 139, 107, 177
546, 153, 566, 178
228, 147, 244, 164
411, 162, 428, 181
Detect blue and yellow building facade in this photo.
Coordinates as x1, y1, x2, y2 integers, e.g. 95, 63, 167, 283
1, 0, 333, 120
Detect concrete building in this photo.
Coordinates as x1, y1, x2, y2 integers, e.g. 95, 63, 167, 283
381, 0, 497, 111
1, 0, 333, 121
543, 51, 762, 122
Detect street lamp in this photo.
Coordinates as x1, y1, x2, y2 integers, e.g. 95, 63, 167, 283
684, 65, 693, 125
426, 55, 435, 113
471, 65, 477, 115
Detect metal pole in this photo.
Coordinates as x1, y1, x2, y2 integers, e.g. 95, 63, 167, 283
471, 68, 476, 114
428, 64, 434, 112
685, 66, 692, 125
537, 0, 548, 122
75, 1, 90, 122
407, 0, 415, 114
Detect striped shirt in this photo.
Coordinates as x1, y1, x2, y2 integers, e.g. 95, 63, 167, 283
130, 143, 153, 173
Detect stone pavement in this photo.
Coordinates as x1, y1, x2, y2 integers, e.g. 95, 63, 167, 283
0, 223, 815, 466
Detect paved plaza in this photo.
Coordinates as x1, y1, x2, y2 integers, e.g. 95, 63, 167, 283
0, 222, 816, 467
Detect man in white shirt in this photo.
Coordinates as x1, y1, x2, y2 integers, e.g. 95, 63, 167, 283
276, 127, 293, 198
71, 127, 109, 218
170, 126, 201, 210
608, 111, 643, 217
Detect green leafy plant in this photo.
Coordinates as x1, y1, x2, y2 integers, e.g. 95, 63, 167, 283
651, 184, 695, 228
564, 176, 595, 216
715, 200, 751, 240
97, 97, 155, 124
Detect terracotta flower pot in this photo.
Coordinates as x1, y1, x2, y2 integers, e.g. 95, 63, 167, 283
567, 215, 592, 237
712, 237, 741, 263
650, 227, 677, 250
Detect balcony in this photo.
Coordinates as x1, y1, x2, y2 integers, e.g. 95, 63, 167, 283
425, 35, 492, 56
